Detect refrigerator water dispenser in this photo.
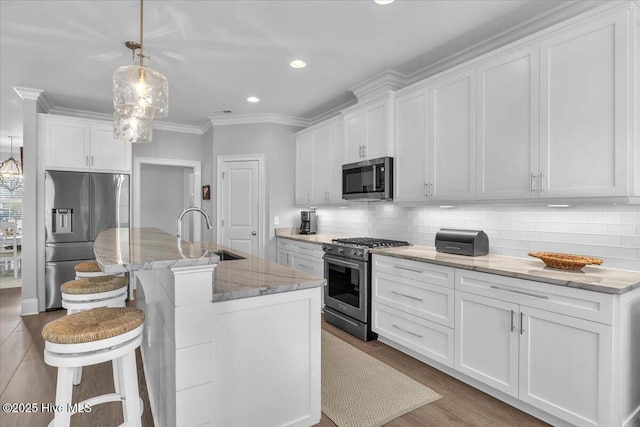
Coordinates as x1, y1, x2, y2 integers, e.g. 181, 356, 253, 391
52, 208, 73, 234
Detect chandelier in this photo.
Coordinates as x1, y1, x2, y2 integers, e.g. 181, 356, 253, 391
113, 0, 168, 143
0, 136, 23, 193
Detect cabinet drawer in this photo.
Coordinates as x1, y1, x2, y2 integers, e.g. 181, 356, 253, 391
291, 255, 324, 278
289, 241, 324, 258
372, 271, 454, 327
276, 238, 295, 251
373, 303, 454, 368
373, 255, 454, 288
456, 270, 614, 325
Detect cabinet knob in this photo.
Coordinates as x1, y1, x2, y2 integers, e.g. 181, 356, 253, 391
251, 231, 257, 236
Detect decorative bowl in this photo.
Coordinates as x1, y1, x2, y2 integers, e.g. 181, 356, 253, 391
528, 252, 603, 271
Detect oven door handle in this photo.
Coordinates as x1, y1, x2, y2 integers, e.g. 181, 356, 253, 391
323, 256, 363, 270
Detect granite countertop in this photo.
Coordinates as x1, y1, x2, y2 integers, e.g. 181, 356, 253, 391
94, 228, 325, 302
372, 246, 640, 295
94, 227, 220, 274
275, 227, 338, 245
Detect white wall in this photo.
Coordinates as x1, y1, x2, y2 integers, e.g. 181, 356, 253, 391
139, 164, 191, 236
210, 123, 304, 261
316, 204, 640, 272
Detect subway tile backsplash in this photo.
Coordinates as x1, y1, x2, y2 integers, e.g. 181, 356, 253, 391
316, 204, 640, 272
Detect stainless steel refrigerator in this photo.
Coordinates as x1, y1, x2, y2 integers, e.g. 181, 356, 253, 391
44, 171, 129, 310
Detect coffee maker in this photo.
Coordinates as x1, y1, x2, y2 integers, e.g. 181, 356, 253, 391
300, 210, 317, 235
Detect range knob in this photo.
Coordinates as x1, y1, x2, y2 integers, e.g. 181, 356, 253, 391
357, 250, 363, 256
350, 249, 357, 256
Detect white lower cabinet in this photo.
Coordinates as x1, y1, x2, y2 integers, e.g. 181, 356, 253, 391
276, 238, 325, 307
372, 255, 455, 367
373, 255, 638, 427
456, 271, 615, 427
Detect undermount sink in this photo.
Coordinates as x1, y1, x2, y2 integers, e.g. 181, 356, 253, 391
215, 250, 246, 261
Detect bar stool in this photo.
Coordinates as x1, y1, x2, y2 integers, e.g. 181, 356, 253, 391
61, 276, 129, 315
42, 307, 145, 427
61, 276, 129, 386
74, 261, 111, 279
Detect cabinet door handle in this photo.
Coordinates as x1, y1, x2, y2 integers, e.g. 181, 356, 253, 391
392, 324, 423, 339
298, 263, 313, 270
510, 310, 516, 332
530, 173, 536, 193
85, 155, 89, 166
520, 312, 525, 334
90, 155, 94, 166
362, 145, 366, 157
430, 183, 433, 197
392, 265, 423, 274
490, 285, 549, 299
391, 291, 423, 302
424, 183, 429, 196
539, 173, 545, 192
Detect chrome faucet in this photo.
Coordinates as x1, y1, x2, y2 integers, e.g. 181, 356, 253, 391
177, 207, 213, 240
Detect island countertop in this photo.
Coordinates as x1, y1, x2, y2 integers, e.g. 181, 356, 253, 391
94, 227, 325, 302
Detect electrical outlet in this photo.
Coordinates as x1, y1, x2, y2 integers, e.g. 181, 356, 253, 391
273, 216, 280, 225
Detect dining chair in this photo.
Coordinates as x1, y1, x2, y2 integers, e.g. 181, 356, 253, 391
0, 222, 21, 278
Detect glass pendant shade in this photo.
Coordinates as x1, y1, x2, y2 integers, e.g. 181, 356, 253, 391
113, 112, 153, 143
113, 64, 169, 119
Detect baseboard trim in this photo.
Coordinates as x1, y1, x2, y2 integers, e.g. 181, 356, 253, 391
21, 298, 39, 316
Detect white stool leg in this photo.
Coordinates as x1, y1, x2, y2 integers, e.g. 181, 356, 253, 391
120, 350, 142, 427
72, 367, 83, 386
112, 357, 127, 420
52, 367, 74, 427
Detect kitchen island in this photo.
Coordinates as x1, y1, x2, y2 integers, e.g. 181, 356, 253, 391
94, 228, 323, 427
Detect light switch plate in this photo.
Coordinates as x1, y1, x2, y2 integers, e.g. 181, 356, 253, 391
273, 216, 279, 225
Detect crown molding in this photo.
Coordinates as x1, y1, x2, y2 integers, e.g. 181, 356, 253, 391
12, 87, 53, 113
405, 0, 609, 84
48, 107, 203, 134
308, 99, 356, 126
348, 69, 408, 103
208, 113, 310, 127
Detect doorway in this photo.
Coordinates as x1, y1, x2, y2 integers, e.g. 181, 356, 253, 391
133, 157, 202, 240
217, 154, 265, 258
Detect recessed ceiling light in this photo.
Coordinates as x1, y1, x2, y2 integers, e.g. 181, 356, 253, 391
247, 96, 260, 103
289, 59, 307, 69
374, 0, 395, 4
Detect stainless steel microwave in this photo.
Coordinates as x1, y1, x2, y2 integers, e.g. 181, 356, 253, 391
342, 156, 393, 201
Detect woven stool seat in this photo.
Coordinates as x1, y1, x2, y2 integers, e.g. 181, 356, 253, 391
42, 307, 144, 345
61, 276, 128, 295
74, 261, 101, 273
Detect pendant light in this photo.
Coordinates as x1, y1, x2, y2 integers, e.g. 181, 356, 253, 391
0, 136, 23, 193
113, 0, 168, 143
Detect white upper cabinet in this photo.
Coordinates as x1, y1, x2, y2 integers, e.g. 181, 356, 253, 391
394, 87, 430, 202
294, 117, 344, 206
539, 11, 629, 198
41, 115, 131, 173
343, 96, 393, 163
476, 46, 540, 200
430, 69, 477, 201
294, 134, 314, 206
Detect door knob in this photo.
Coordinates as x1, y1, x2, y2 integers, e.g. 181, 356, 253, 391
251, 231, 257, 236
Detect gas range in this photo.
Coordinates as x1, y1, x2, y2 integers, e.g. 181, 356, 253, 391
322, 236, 410, 341
322, 237, 410, 261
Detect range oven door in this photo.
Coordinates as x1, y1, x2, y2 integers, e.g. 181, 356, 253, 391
324, 255, 368, 323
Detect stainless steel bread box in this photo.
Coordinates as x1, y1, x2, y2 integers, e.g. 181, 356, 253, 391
435, 229, 489, 256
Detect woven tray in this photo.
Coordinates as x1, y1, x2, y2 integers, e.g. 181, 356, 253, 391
528, 252, 603, 271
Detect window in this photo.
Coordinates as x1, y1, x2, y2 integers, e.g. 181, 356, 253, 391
0, 180, 23, 223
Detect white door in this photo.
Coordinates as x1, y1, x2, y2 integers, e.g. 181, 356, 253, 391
220, 160, 260, 256
90, 123, 132, 172
476, 46, 539, 199
519, 306, 613, 427
430, 69, 477, 201
394, 88, 430, 202
455, 291, 519, 398
539, 11, 628, 197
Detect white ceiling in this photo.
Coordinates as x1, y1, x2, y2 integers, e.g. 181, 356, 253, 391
0, 0, 601, 148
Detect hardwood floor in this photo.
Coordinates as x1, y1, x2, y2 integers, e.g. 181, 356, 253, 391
0, 287, 548, 427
